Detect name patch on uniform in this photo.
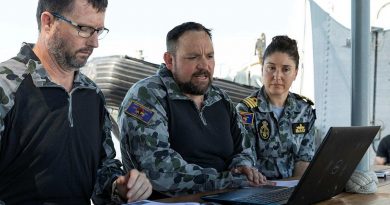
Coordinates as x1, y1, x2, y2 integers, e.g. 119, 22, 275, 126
257, 119, 271, 141
292, 123, 309, 134
125, 101, 155, 124
239, 112, 254, 125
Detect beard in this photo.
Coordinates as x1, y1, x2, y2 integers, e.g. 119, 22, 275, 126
47, 30, 93, 72
174, 68, 212, 95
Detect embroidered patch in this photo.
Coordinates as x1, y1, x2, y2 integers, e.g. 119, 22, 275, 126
242, 97, 258, 109
239, 112, 254, 125
292, 123, 309, 134
125, 101, 155, 124
258, 119, 271, 141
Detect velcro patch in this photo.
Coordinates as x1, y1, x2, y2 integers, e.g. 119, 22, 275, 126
258, 119, 271, 141
292, 123, 309, 134
125, 101, 155, 124
239, 112, 254, 125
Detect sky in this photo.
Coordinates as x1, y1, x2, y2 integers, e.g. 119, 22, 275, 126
0, 0, 306, 77
1, 0, 389, 83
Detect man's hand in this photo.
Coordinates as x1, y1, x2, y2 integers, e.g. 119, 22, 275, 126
115, 169, 152, 202
232, 166, 275, 186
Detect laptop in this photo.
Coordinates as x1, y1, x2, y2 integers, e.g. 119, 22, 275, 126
201, 126, 380, 205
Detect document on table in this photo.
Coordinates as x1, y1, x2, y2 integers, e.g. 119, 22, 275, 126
272, 179, 299, 187
375, 169, 390, 178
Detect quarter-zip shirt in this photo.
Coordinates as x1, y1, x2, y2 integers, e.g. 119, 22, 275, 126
118, 64, 255, 196
0, 43, 124, 204
167, 91, 243, 172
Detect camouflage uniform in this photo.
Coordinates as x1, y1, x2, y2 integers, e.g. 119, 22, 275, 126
0, 43, 124, 204
236, 87, 316, 179
118, 64, 256, 196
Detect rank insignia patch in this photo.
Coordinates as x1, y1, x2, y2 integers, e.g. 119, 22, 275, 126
258, 119, 271, 141
239, 112, 254, 125
125, 101, 155, 124
292, 123, 309, 134
242, 97, 258, 109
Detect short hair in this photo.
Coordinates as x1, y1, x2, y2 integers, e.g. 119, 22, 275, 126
166, 22, 212, 53
36, 0, 108, 32
262, 35, 299, 68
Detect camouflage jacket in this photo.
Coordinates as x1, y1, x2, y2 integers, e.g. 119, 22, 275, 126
118, 64, 256, 196
236, 87, 316, 179
0, 43, 124, 204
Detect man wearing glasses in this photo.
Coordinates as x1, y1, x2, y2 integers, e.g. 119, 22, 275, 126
0, 0, 151, 204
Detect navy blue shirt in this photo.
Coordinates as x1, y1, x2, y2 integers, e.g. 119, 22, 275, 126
168, 97, 243, 172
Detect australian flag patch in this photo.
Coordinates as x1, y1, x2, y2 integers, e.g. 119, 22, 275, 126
239, 112, 254, 125
125, 101, 155, 124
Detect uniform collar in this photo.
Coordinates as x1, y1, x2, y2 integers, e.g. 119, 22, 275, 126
256, 86, 302, 114
18, 43, 92, 89
157, 63, 215, 102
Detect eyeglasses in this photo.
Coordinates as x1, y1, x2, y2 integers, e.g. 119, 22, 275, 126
51, 12, 109, 40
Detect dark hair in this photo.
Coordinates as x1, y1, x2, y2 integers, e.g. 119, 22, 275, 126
262, 35, 299, 68
36, 0, 108, 32
166, 22, 212, 53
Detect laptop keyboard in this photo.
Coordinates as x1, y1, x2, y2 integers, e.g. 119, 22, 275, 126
240, 187, 294, 204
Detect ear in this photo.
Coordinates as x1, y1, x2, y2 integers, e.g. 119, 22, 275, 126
163, 52, 174, 70
40, 11, 55, 33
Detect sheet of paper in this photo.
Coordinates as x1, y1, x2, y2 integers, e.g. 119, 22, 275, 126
271, 179, 299, 187
375, 169, 390, 178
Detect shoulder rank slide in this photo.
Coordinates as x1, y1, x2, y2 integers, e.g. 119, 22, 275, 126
242, 97, 258, 109
294, 94, 314, 105
125, 101, 155, 124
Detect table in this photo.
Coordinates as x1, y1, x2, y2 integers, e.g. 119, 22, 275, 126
159, 174, 390, 204
315, 177, 390, 205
